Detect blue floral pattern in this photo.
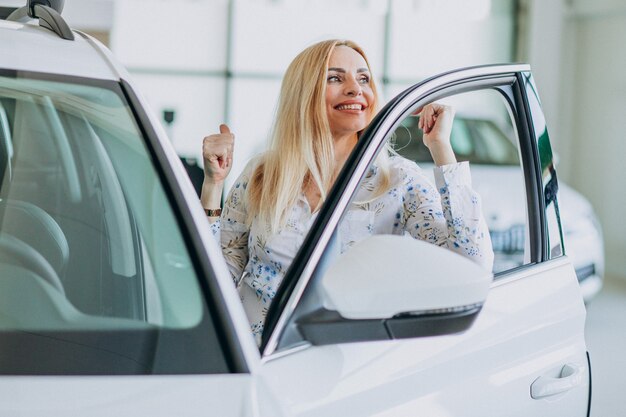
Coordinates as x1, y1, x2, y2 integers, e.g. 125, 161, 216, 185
212, 156, 494, 345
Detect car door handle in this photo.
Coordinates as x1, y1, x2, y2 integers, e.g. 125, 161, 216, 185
531, 363, 584, 399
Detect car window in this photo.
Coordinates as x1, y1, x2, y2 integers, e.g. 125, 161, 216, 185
263, 82, 538, 353
392, 89, 531, 275
0, 72, 229, 375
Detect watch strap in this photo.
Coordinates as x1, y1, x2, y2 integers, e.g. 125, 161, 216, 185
204, 208, 222, 217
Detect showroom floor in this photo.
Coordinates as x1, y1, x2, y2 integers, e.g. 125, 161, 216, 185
585, 275, 626, 416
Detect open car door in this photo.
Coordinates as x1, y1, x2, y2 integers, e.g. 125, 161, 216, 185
257, 65, 591, 417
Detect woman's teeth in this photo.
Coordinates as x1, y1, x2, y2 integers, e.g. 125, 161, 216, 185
336, 104, 363, 110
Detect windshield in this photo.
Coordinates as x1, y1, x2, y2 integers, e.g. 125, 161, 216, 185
0, 71, 227, 375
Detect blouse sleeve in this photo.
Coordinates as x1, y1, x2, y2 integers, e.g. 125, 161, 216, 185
402, 161, 494, 270
212, 171, 252, 285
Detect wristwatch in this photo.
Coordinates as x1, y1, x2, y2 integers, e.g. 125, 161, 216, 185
204, 208, 222, 217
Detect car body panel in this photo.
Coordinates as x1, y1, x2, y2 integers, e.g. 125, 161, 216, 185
0, 376, 259, 417
0, 21, 120, 81
260, 258, 588, 417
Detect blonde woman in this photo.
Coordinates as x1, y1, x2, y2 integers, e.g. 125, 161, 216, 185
201, 39, 494, 343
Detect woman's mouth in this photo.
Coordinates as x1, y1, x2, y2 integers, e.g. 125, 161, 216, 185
335, 103, 364, 111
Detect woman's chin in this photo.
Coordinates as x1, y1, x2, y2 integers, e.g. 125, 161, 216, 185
330, 122, 368, 137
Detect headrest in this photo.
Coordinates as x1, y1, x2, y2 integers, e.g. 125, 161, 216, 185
0, 200, 69, 277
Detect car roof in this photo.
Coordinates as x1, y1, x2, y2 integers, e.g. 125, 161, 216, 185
0, 19, 125, 81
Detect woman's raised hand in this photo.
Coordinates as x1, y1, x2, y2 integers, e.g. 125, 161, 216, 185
202, 124, 234, 184
418, 103, 457, 166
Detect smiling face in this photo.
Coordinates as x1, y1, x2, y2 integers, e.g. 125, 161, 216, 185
325, 45, 375, 141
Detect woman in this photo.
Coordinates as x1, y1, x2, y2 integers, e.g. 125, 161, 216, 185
201, 39, 493, 342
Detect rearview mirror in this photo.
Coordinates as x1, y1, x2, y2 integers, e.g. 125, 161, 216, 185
297, 235, 493, 345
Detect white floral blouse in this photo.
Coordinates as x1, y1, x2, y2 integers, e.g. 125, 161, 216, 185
210, 156, 494, 344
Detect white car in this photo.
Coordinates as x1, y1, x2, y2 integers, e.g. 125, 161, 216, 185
0, 2, 591, 416
393, 114, 604, 302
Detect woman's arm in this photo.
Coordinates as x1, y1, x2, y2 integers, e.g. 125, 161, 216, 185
201, 124, 251, 283
201, 124, 235, 223
402, 103, 494, 270
419, 103, 456, 167
219, 175, 251, 284
402, 162, 494, 270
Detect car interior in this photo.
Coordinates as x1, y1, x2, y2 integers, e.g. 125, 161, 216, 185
0, 74, 229, 375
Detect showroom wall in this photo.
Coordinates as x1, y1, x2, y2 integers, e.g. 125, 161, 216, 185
106, 0, 515, 190
16, 0, 620, 280
566, 0, 626, 281
522, 0, 626, 281
58, 0, 625, 280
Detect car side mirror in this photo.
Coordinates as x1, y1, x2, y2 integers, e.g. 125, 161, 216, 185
296, 235, 493, 345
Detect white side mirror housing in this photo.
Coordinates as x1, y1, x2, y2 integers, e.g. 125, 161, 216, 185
322, 234, 493, 320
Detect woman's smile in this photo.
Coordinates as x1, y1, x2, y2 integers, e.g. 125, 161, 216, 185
334, 100, 367, 112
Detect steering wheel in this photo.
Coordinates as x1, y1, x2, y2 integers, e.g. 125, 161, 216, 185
0, 233, 65, 295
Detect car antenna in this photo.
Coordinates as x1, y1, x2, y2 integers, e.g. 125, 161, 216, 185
7, 0, 74, 41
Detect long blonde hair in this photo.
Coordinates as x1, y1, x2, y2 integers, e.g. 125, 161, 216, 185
248, 39, 390, 232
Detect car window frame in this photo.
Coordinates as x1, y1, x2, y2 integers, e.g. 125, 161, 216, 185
261, 64, 552, 357
519, 71, 564, 262
120, 78, 251, 373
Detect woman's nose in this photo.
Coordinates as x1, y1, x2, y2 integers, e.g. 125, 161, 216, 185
345, 78, 362, 96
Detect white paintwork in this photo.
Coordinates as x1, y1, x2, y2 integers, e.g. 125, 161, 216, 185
0, 20, 118, 80
322, 234, 492, 319
261, 258, 589, 417
0, 375, 256, 417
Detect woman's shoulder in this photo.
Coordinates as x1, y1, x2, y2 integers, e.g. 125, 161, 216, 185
232, 155, 265, 184
224, 158, 260, 201
382, 155, 439, 194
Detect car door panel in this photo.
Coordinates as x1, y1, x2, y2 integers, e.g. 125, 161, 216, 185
261, 258, 587, 417
261, 65, 590, 416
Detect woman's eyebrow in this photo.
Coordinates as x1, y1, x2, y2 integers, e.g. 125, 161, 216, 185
327, 67, 370, 73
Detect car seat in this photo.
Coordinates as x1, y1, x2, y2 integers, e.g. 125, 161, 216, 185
0, 199, 69, 280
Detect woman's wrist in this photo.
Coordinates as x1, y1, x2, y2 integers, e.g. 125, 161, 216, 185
200, 178, 224, 215
428, 143, 457, 166
202, 173, 226, 187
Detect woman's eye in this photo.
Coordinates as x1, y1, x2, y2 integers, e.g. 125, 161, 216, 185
327, 75, 341, 82
359, 75, 370, 84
